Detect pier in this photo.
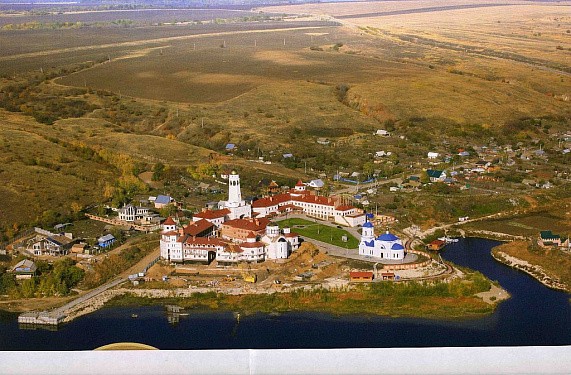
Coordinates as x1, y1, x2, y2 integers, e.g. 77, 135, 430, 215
18, 311, 65, 326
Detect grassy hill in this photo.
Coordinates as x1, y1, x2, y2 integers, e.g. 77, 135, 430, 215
0, 112, 118, 230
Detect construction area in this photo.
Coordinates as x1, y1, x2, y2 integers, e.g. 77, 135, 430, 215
140, 242, 448, 293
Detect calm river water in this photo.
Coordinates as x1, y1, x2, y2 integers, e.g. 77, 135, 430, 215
0, 238, 569, 350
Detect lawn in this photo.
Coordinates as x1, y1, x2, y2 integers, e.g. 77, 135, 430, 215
277, 218, 359, 249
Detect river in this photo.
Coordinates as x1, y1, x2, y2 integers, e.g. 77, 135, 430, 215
0, 238, 569, 350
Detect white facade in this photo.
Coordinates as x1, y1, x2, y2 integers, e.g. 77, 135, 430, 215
262, 224, 289, 259
219, 171, 252, 220
358, 221, 405, 260
160, 218, 222, 264
342, 214, 367, 227
118, 204, 150, 222
159, 219, 179, 261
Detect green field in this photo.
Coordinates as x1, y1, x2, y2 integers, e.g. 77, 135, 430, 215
277, 218, 359, 248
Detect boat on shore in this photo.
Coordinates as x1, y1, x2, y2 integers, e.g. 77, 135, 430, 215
438, 237, 459, 243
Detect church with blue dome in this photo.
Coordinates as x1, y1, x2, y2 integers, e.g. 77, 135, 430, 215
358, 221, 406, 260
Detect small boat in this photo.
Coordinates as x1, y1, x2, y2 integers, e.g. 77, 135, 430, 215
438, 237, 459, 244
131, 314, 138, 318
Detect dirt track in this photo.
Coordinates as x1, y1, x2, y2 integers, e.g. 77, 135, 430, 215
0, 26, 327, 62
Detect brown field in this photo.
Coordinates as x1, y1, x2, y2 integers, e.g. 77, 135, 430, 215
0, 1, 570, 232
0, 9, 261, 27
262, 1, 571, 65
465, 204, 571, 237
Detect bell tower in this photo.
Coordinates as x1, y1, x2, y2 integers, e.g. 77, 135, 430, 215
227, 170, 242, 207
361, 221, 375, 240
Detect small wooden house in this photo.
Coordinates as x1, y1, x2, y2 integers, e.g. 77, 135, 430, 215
350, 271, 374, 282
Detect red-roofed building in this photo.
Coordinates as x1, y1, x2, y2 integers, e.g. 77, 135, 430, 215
221, 217, 271, 243
252, 193, 292, 217
192, 208, 230, 228
183, 219, 216, 238
350, 271, 374, 282
163, 217, 177, 226
252, 188, 364, 226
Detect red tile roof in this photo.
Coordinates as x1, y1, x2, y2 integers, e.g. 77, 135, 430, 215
292, 194, 336, 206
163, 217, 177, 226
222, 217, 271, 231
295, 180, 304, 187
278, 204, 301, 212
183, 219, 215, 236
182, 236, 226, 247
252, 193, 291, 208
240, 241, 265, 248
350, 271, 374, 278
246, 232, 257, 239
193, 208, 230, 220
335, 205, 355, 212
226, 244, 243, 253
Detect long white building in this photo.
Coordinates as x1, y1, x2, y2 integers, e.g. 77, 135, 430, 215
252, 181, 365, 227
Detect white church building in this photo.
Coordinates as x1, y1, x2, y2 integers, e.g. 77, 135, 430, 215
358, 221, 406, 260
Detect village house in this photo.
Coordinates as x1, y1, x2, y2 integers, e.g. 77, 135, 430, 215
118, 204, 150, 223
71, 243, 87, 254
154, 195, 175, 209
426, 169, 447, 183
350, 271, 374, 282
97, 234, 116, 249
29, 234, 74, 256
427, 152, 440, 160
538, 231, 570, 249
11, 259, 37, 279
375, 129, 390, 137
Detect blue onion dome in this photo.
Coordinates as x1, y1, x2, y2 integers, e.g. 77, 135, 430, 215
378, 232, 399, 241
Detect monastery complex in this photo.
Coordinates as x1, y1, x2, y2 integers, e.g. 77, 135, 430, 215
160, 171, 364, 265
160, 171, 406, 265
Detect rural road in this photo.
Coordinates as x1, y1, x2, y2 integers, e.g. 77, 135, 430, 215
0, 26, 329, 62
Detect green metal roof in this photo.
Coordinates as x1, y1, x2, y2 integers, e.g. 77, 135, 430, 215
540, 230, 560, 240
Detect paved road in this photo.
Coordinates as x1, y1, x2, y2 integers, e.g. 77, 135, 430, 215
47, 246, 160, 318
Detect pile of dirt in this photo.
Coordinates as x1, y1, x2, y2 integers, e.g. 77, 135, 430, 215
146, 262, 174, 280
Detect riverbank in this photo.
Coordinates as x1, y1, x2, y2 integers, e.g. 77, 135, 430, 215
98, 271, 502, 320
491, 241, 570, 293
